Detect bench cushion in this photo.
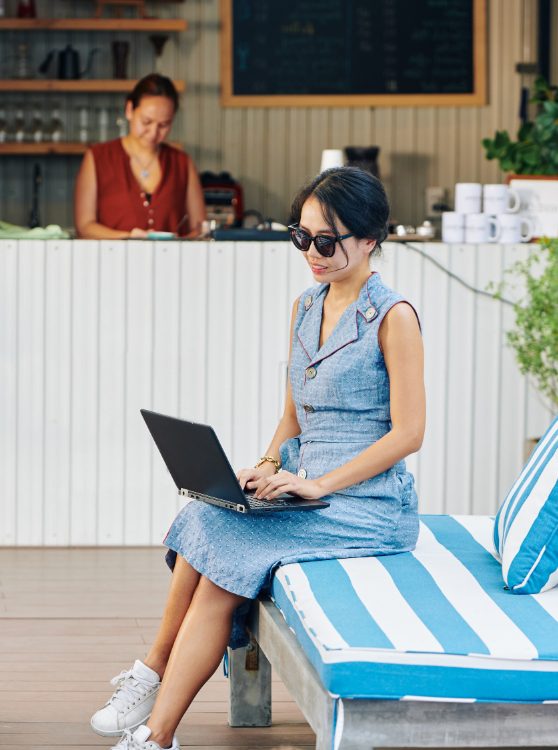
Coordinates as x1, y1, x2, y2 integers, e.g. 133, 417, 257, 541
270, 515, 558, 702
494, 416, 558, 594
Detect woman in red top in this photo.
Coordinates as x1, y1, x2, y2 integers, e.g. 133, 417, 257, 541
74, 74, 206, 239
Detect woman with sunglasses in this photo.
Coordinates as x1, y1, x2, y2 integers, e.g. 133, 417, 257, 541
90, 166, 424, 750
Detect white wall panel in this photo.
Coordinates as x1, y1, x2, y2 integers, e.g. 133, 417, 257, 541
0, 239, 554, 547
16, 241, 46, 545
43, 241, 72, 544
152, 241, 182, 542
124, 240, 154, 544
97, 241, 126, 545
0, 241, 17, 545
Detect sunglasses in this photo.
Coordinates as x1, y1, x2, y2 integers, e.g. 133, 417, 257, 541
288, 223, 354, 258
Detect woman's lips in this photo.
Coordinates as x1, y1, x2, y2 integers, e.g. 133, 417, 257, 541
310, 263, 329, 274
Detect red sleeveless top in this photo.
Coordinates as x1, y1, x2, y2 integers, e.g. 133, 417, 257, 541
90, 139, 190, 235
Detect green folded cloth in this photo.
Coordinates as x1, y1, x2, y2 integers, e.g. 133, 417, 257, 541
0, 220, 70, 240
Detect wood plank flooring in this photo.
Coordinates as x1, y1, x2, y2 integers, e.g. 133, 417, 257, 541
0, 548, 315, 749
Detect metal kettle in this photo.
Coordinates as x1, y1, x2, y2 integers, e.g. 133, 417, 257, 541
39, 45, 99, 80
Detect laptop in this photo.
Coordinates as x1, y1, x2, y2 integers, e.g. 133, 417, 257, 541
140, 409, 330, 513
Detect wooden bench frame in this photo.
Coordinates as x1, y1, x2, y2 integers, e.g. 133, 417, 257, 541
228, 598, 558, 750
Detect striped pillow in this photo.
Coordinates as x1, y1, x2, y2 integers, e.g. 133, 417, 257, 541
494, 416, 558, 594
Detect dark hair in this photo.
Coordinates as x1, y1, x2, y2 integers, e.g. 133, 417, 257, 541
290, 166, 390, 256
126, 73, 179, 112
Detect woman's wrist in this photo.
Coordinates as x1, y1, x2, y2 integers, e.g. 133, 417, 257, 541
255, 455, 281, 473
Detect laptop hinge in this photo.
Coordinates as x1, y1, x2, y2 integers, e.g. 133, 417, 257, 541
179, 488, 189, 496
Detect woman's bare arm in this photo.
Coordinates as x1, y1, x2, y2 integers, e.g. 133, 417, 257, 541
182, 157, 207, 238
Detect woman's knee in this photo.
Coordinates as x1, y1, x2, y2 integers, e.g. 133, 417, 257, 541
194, 575, 248, 611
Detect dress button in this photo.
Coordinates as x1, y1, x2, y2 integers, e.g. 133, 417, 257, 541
143, 201, 149, 207
365, 306, 378, 321
297, 468, 307, 479
306, 366, 317, 379
303, 403, 315, 413
148, 219, 154, 226
304, 295, 313, 311
148, 209, 154, 215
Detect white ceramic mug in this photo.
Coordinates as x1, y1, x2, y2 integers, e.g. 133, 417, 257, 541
441, 212, 465, 243
455, 183, 482, 214
464, 213, 501, 243
320, 149, 344, 172
483, 184, 520, 214
498, 213, 534, 243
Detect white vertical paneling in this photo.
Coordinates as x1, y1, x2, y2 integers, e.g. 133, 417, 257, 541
231, 243, 263, 470
1, 239, 553, 545
206, 242, 235, 458
259, 243, 290, 451
444, 245, 477, 513
471, 245, 504, 515
97, 241, 126, 545
70, 240, 99, 545
16, 241, 46, 545
0, 241, 18, 544
418, 243, 451, 513
43, 241, 72, 545
151, 241, 182, 543
391, 243, 424, 485
498, 244, 530, 500
178, 241, 209, 426
123, 240, 154, 544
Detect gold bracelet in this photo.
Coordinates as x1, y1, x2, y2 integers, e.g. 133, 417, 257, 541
255, 455, 281, 473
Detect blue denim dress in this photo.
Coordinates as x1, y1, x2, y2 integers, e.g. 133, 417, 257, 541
164, 272, 419, 646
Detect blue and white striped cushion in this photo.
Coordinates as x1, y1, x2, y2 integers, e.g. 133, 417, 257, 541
494, 416, 558, 594
270, 515, 558, 702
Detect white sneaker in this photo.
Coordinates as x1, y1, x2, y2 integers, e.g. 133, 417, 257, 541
91, 660, 161, 737
111, 724, 180, 750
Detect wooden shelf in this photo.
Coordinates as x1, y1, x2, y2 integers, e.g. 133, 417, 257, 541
0, 141, 183, 155
0, 142, 87, 155
0, 18, 187, 31
0, 79, 185, 92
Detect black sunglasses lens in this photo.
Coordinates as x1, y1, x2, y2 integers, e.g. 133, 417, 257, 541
314, 235, 336, 257
290, 228, 311, 251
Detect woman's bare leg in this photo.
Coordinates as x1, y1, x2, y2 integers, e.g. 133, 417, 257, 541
143, 555, 201, 678
145, 576, 247, 747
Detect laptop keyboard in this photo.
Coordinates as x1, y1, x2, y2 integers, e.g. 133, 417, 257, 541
244, 494, 288, 508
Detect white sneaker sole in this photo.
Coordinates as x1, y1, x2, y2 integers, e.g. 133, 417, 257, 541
90, 714, 150, 737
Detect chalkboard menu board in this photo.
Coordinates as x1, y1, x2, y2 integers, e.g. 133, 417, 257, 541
221, 0, 486, 107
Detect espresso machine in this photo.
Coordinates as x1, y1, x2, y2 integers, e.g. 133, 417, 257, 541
200, 171, 244, 228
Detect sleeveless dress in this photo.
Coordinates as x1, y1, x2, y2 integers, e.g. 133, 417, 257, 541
90, 139, 190, 234
164, 272, 420, 647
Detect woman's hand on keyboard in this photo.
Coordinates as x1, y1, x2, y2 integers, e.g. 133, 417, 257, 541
237, 463, 277, 492
250, 470, 325, 501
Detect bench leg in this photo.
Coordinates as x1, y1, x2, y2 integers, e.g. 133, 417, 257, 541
228, 637, 272, 727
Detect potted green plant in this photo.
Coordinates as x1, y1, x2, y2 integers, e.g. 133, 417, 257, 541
492, 237, 558, 455
482, 77, 558, 175
482, 77, 558, 238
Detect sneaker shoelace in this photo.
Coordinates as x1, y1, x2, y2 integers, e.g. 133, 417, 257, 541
113, 728, 145, 749
107, 668, 157, 712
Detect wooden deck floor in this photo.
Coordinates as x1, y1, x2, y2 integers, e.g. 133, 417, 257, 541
0, 547, 315, 749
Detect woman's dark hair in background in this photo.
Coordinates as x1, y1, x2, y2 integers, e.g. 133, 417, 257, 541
290, 166, 390, 256
127, 73, 179, 112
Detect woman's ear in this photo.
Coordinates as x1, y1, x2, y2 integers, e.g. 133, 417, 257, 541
124, 100, 134, 122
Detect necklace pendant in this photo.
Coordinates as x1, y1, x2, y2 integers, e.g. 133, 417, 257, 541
141, 169, 149, 179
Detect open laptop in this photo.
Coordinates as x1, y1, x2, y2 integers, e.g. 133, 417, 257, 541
140, 409, 330, 513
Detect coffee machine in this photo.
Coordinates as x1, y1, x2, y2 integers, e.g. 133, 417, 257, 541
200, 171, 244, 228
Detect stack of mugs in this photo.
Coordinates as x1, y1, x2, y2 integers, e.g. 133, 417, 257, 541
442, 183, 534, 244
